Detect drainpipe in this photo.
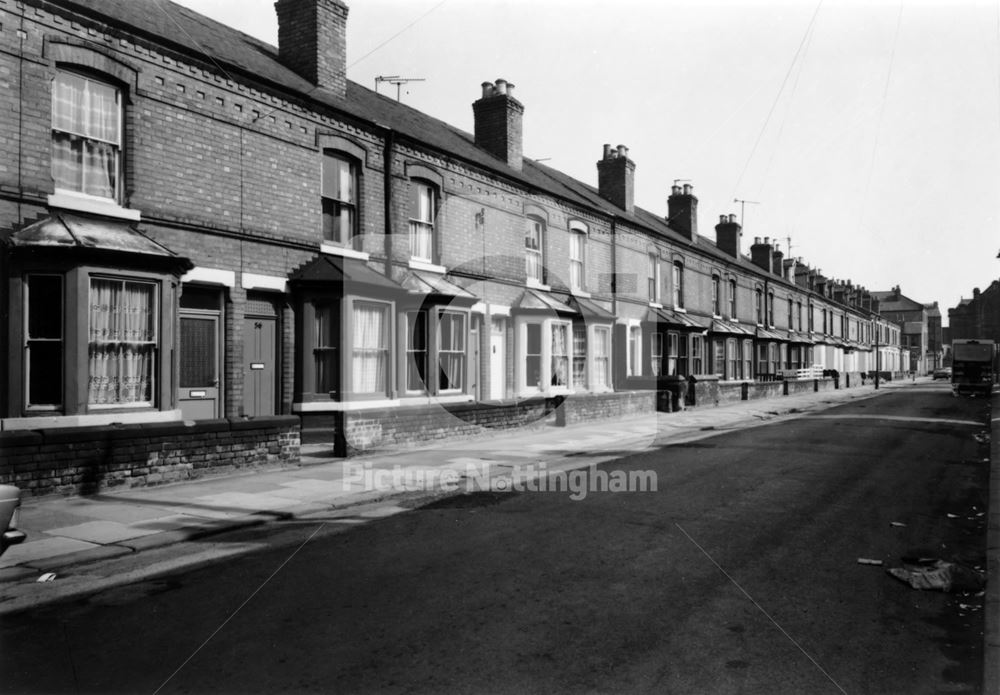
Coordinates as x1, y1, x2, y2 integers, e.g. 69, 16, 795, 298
610, 216, 618, 316
382, 127, 395, 276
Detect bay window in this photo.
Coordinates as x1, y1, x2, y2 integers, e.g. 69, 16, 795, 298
351, 302, 388, 395
52, 71, 122, 202
551, 323, 569, 387
593, 327, 611, 388
525, 323, 542, 388
628, 325, 642, 377
25, 275, 64, 408
88, 278, 156, 406
651, 332, 664, 377
314, 304, 339, 394
573, 325, 587, 388
742, 340, 753, 379
438, 311, 465, 391
405, 310, 427, 392
713, 339, 725, 377
667, 333, 678, 376
691, 335, 704, 375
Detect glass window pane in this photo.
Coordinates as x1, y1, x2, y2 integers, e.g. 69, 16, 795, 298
88, 278, 157, 405
27, 341, 62, 406
28, 276, 62, 339
180, 317, 216, 387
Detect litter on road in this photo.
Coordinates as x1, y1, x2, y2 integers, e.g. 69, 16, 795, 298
857, 558, 883, 566
886, 559, 986, 593
890, 521, 906, 527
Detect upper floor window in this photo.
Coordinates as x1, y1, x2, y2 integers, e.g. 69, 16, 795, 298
672, 262, 685, 309
787, 298, 794, 329
712, 275, 721, 316
797, 301, 803, 331
409, 181, 436, 262
525, 217, 545, 283
648, 254, 660, 302
52, 71, 122, 201
755, 288, 763, 325
569, 231, 586, 291
728, 279, 737, 319
322, 152, 358, 247
767, 292, 775, 327
808, 304, 815, 332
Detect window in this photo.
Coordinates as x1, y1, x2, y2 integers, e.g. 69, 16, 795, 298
525, 217, 544, 282
729, 279, 737, 319
726, 338, 738, 380
769, 343, 780, 375
526, 323, 542, 388
551, 323, 570, 387
52, 71, 122, 201
408, 182, 435, 262
743, 340, 753, 380
593, 327, 611, 388
712, 275, 721, 316
787, 299, 794, 330
648, 254, 659, 302
569, 231, 585, 291
628, 325, 642, 377
351, 302, 388, 395
405, 310, 427, 392
691, 335, 704, 375
25, 275, 64, 408
713, 339, 725, 377
808, 304, 815, 332
651, 332, 664, 377
88, 278, 157, 406
757, 343, 767, 377
797, 301, 803, 331
755, 288, 763, 325
314, 304, 339, 394
667, 333, 679, 376
677, 333, 689, 376
767, 292, 775, 327
572, 325, 587, 388
438, 311, 465, 391
322, 152, 358, 246
672, 262, 684, 309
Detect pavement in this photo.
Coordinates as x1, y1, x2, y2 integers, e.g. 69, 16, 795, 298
6, 374, 996, 693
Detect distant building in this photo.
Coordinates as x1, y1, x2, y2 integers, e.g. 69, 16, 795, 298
871, 286, 942, 373
949, 280, 1000, 344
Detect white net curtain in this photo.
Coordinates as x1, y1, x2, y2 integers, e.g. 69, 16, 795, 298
352, 303, 387, 394
88, 279, 156, 405
438, 312, 465, 390
52, 72, 120, 199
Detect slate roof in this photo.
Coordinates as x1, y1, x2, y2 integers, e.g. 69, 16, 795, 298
59, 0, 809, 292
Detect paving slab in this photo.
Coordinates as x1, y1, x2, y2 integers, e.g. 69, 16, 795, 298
46, 520, 162, 544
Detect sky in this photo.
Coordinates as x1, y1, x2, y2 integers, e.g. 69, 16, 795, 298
172, 0, 1000, 323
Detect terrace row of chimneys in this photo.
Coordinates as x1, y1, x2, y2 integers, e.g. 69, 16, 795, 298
272, 0, 874, 310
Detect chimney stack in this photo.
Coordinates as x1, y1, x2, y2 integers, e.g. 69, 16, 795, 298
667, 182, 698, 241
750, 236, 774, 273
771, 243, 784, 279
596, 144, 635, 213
783, 257, 797, 283
715, 214, 742, 258
275, 0, 349, 98
473, 78, 525, 171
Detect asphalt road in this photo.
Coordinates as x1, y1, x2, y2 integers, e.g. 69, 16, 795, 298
1, 383, 990, 695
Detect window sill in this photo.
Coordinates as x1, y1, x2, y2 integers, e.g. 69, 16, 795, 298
294, 399, 400, 412
408, 259, 447, 274
648, 301, 663, 309
526, 278, 551, 291
320, 243, 370, 261
48, 191, 141, 221
571, 288, 591, 298
673, 306, 687, 313
1, 409, 181, 431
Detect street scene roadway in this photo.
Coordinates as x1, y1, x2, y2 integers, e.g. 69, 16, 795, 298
0, 382, 991, 694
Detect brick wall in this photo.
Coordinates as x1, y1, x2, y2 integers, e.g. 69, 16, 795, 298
557, 391, 656, 426
0, 416, 300, 498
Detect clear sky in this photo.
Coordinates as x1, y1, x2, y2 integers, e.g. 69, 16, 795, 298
172, 0, 1000, 323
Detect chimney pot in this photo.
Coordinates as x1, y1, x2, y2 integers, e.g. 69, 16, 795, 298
672, 184, 682, 195
494, 78, 508, 95
729, 214, 738, 224
617, 144, 628, 159
683, 183, 692, 195
754, 236, 761, 245
720, 215, 727, 223
602, 143, 612, 159
481, 81, 493, 98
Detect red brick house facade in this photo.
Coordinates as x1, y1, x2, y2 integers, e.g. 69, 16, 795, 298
0, 0, 904, 495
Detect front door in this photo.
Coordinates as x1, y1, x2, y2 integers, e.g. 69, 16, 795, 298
179, 313, 220, 420
243, 316, 277, 417
490, 317, 505, 400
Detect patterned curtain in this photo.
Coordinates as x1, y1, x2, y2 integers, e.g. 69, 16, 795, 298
88, 280, 155, 405
52, 73, 119, 198
438, 313, 464, 390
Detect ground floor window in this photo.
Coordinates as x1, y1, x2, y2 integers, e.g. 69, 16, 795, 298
726, 338, 738, 380
405, 310, 427, 392
551, 322, 569, 387
25, 274, 64, 408
691, 335, 704, 376
627, 325, 641, 377
769, 343, 780, 376
88, 277, 157, 406
573, 325, 587, 389
352, 301, 389, 395
651, 332, 664, 377
593, 326, 611, 388
713, 339, 725, 377
525, 323, 543, 389
438, 310, 465, 391
314, 304, 339, 394
741, 339, 752, 380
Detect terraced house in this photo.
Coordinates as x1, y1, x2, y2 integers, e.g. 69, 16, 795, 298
0, 0, 906, 495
